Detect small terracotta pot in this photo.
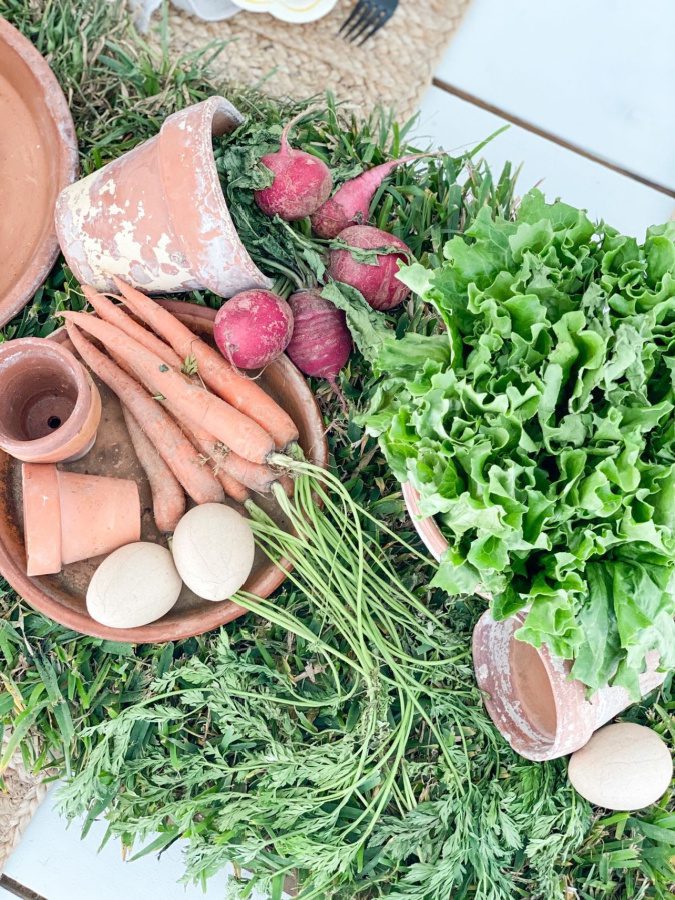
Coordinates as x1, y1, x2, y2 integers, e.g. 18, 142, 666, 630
22, 463, 141, 577
0, 338, 101, 464
55, 96, 272, 298
472, 611, 667, 761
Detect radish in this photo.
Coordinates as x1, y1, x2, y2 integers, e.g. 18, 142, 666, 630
286, 291, 352, 407
328, 225, 412, 311
311, 153, 443, 239
254, 112, 333, 222
214, 290, 294, 370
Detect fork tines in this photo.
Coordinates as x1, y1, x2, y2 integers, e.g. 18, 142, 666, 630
339, 0, 395, 45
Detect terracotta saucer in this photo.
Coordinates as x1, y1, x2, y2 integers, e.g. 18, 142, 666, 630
0, 17, 78, 327
0, 302, 329, 642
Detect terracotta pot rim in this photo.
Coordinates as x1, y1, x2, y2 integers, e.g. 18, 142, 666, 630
22, 462, 62, 577
0, 17, 78, 327
0, 303, 328, 643
0, 339, 101, 462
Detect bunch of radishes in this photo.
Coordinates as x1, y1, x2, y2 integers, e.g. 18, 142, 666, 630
214, 112, 432, 395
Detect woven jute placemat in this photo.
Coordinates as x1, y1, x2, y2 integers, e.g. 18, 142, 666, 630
160, 0, 472, 119
0, 737, 51, 872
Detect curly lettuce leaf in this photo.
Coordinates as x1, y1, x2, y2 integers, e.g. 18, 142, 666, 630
362, 189, 675, 693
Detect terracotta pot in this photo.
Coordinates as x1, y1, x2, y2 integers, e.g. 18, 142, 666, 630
0, 338, 101, 464
22, 463, 141, 577
55, 96, 272, 298
472, 611, 667, 761
0, 17, 78, 327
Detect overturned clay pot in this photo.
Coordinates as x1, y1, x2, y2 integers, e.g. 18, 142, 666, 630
472, 610, 667, 761
0, 338, 101, 464
22, 463, 141, 577
55, 96, 272, 298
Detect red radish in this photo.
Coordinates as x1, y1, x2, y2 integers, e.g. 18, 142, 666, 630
328, 225, 412, 311
286, 291, 352, 407
254, 112, 333, 222
311, 153, 443, 239
214, 290, 294, 370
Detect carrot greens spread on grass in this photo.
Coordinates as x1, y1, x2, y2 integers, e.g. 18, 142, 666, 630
0, 2, 672, 899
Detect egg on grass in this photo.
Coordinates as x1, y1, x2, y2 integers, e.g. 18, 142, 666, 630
568, 722, 672, 811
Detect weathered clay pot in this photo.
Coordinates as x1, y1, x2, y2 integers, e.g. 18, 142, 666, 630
0, 338, 101, 464
403, 483, 668, 760
472, 611, 667, 761
0, 16, 78, 327
22, 463, 141, 577
55, 96, 272, 298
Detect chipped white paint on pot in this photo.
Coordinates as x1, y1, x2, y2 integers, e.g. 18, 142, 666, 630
403, 483, 667, 761
472, 613, 666, 761
55, 96, 272, 297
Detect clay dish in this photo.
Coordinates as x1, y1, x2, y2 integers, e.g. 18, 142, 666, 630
0, 17, 78, 327
0, 303, 328, 642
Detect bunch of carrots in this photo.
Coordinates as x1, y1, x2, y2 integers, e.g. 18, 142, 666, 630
63, 278, 299, 532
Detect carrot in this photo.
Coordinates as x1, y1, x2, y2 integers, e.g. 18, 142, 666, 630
65, 323, 225, 505
62, 311, 274, 465
159, 394, 280, 495
216, 447, 280, 495
82, 286, 182, 370
121, 406, 186, 532
181, 424, 250, 504
113, 278, 299, 450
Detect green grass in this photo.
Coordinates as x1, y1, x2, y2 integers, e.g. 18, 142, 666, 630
0, 1, 672, 897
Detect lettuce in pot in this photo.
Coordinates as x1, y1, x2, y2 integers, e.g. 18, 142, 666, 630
355, 190, 675, 694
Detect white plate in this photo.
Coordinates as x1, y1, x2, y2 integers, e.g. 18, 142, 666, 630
172, 0, 240, 20
231, 0, 339, 24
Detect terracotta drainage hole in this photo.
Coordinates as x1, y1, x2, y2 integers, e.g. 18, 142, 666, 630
48, 416, 62, 430
509, 638, 557, 741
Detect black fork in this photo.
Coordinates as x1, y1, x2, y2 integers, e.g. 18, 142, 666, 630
339, 0, 399, 45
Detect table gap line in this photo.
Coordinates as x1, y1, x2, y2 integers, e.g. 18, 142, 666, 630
0, 876, 46, 900
432, 77, 675, 199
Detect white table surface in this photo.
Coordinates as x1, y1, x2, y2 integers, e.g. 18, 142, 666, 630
3, 0, 673, 897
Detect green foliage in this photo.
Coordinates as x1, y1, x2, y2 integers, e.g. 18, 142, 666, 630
358, 191, 675, 694
0, 2, 671, 898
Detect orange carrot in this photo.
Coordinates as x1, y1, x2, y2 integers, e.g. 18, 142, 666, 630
121, 406, 186, 532
159, 395, 279, 494
113, 278, 299, 450
181, 424, 250, 504
66, 323, 225, 505
216, 447, 280, 494
62, 311, 274, 465
82, 286, 182, 370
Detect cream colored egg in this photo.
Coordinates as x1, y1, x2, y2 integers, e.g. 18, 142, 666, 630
171, 504, 255, 602
568, 722, 673, 811
87, 542, 183, 629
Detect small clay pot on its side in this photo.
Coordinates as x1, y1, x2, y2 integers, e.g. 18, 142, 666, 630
22, 463, 141, 577
0, 338, 101, 464
403, 482, 667, 761
472, 611, 667, 761
55, 96, 272, 299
